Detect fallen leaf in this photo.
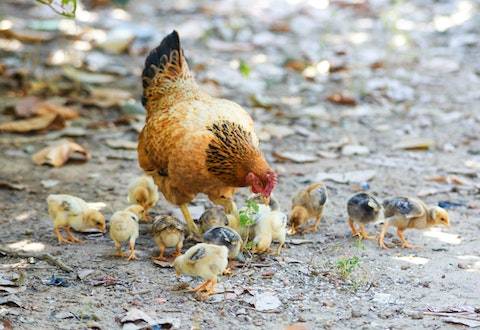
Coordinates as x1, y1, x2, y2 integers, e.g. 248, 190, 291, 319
121, 308, 179, 330
105, 139, 137, 150
41, 180, 59, 188
77, 269, 95, 280
152, 260, 172, 268
98, 28, 135, 54
273, 151, 317, 163
417, 187, 453, 197
32, 140, 91, 167
0, 296, 22, 308
393, 138, 435, 150
0, 181, 25, 191
0, 113, 65, 133
285, 323, 311, 330
341, 145, 370, 156
444, 317, 480, 328
85, 87, 132, 108
64, 67, 116, 84
15, 97, 78, 120
316, 170, 376, 183
53, 311, 75, 319
326, 93, 357, 106
254, 292, 282, 312
425, 175, 470, 186
0, 286, 26, 295
286, 239, 314, 245
316, 150, 339, 159
0, 28, 54, 43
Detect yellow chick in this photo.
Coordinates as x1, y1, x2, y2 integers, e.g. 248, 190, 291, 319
127, 176, 159, 221
252, 206, 287, 255
379, 196, 450, 249
151, 215, 186, 261
173, 243, 228, 295
47, 194, 106, 244
288, 182, 328, 235
109, 205, 144, 260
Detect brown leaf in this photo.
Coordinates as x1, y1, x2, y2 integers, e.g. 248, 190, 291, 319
425, 175, 470, 186
393, 137, 435, 150
0, 28, 54, 43
84, 88, 132, 108
285, 323, 311, 330
32, 140, 91, 167
326, 93, 357, 106
105, 139, 137, 150
16, 97, 78, 120
0, 113, 65, 133
284, 59, 308, 72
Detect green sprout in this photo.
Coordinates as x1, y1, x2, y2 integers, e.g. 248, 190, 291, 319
336, 256, 360, 279
239, 199, 258, 227
239, 60, 251, 78
36, 0, 77, 18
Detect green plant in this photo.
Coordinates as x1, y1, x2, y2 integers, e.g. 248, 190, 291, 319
239, 199, 258, 227
336, 256, 360, 279
354, 238, 365, 250
36, 0, 77, 18
239, 60, 251, 78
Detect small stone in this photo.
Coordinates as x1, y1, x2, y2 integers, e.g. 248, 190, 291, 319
457, 262, 468, 269
406, 310, 424, 320
400, 265, 410, 270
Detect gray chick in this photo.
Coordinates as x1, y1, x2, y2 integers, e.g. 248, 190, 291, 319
346, 192, 381, 240
198, 207, 228, 234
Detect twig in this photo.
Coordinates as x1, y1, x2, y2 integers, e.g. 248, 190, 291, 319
0, 245, 74, 273
423, 312, 480, 321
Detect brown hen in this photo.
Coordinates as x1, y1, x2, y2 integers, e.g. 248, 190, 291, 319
138, 31, 277, 236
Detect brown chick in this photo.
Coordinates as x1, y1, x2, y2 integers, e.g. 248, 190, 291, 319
379, 197, 450, 249
128, 176, 159, 221
151, 215, 186, 261
198, 207, 228, 234
109, 205, 144, 260
137, 31, 277, 238
288, 182, 328, 234
347, 192, 382, 240
47, 194, 106, 244
173, 243, 229, 295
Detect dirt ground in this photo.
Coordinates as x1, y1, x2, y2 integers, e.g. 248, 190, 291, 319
1, 0, 480, 329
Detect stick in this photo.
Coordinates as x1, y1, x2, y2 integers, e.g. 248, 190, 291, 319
0, 245, 74, 273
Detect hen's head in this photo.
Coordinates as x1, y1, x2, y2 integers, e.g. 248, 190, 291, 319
246, 170, 277, 197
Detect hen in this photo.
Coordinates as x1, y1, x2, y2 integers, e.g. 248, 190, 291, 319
138, 31, 277, 236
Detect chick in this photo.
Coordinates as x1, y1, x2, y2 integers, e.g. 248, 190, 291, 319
198, 207, 228, 234
173, 243, 229, 295
109, 205, 144, 260
250, 194, 280, 211
127, 176, 159, 221
151, 215, 186, 261
378, 197, 450, 249
347, 192, 382, 240
47, 194, 106, 244
203, 226, 242, 260
252, 208, 287, 255
288, 182, 328, 234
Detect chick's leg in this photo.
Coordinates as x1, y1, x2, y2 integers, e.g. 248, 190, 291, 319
397, 229, 416, 249
287, 225, 297, 235
190, 280, 211, 293
54, 227, 70, 244
114, 241, 124, 257
348, 218, 358, 237
205, 278, 217, 295
127, 239, 138, 261
172, 241, 183, 258
153, 244, 167, 261
276, 241, 284, 255
65, 226, 84, 243
378, 222, 390, 249
180, 204, 200, 237
359, 224, 376, 240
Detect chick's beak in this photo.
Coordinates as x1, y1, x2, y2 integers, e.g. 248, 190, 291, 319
262, 196, 270, 205
99, 224, 106, 233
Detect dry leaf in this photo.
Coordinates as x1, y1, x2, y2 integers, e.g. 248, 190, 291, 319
105, 139, 137, 150
393, 138, 435, 150
63, 67, 116, 84
316, 170, 376, 183
425, 175, 470, 186
273, 151, 318, 163
85, 88, 132, 108
254, 292, 282, 312
0, 28, 54, 43
152, 260, 172, 268
32, 140, 91, 167
326, 93, 357, 106
0, 113, 65, 133
16, 97, 78, 120
0, 181, 25, 190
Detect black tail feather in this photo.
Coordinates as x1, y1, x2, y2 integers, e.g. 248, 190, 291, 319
142, 30, 181, 90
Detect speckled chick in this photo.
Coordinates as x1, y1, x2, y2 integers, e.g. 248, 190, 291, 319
203, 226, 242, 259
198, 207, 228, 234
173, 243, 229, 295
347, 192, 382, 240
151, 215, 186, 261
288, 182, 328, 234
379, 196, 450, 249
250, 194, 280, 211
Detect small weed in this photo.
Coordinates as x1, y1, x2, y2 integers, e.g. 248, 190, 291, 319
354, 238, 365, 250
239, 60, 251, 78
239, 199, 258, 227
336, 256, 360, 279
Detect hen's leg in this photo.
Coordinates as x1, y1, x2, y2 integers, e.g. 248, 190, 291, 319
54, 227, 70, 244
180, 204, 200, 237
65, 226, 84, 243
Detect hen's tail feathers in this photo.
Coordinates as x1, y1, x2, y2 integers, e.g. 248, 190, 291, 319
141, 30, 195, 110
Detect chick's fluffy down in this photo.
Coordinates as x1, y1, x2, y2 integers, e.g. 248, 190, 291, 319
254, 206, 287, 252
109, 211, 139, 243
174, 243, 228, 280
127, 176, 159, 207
